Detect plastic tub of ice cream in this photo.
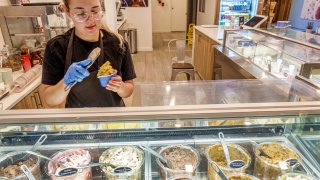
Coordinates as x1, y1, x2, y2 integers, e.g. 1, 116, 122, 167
253, 142, 301, 180
206, 144, 251, 180
156, 145, 200, 179
99, 146, 144, 180
47, 149, 92, 180
0, 151, 41, 180
167, 175, 197, 180
279, 172, 318, 180
228, 173, 260, 180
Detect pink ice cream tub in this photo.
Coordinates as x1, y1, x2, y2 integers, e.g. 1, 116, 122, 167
47, 149, 92, 180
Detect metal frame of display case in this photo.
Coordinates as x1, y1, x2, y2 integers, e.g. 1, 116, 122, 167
0, 102, 320, 179
220, 29, 320, 82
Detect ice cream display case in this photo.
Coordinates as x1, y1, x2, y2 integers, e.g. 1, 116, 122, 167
219, 29, 320, 81
0, 101, 320, 180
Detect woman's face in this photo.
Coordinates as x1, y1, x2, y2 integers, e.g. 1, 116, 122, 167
67, 0, 103, 36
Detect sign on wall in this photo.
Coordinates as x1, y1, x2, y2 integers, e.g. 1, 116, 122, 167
301, 0, 320, 20
121, 0, 148, 7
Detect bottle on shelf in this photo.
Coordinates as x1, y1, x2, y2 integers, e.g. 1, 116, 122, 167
20, 44, 31, 72
1, 45, 10, 68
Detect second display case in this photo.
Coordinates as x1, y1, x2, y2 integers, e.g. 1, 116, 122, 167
220, 29, 320, 81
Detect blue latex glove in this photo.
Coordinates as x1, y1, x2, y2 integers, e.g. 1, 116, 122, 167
64, 59, 91, 85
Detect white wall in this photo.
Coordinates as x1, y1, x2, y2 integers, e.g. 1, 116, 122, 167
104, 0, 117, 31
152, 0, 171, 32
196, 0, 217, 25
123, 7, 153, 51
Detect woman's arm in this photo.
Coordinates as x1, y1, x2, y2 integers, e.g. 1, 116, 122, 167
40, 80, 70, 107
40, 59, 91, 107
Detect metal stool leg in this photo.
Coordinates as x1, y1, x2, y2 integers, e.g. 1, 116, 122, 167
171, 69, 177, 81
190, 71, 195, 80
186, 73, 190, 80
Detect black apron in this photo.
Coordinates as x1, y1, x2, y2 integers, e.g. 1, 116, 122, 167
64, 28, 125, 108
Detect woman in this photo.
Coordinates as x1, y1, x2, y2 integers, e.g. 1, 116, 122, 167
40, 0, 136, 108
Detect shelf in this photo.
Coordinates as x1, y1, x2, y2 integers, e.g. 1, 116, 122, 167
10, 33, 44, 37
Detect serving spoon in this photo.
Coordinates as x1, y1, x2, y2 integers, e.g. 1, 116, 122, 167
218, 132, 245, 168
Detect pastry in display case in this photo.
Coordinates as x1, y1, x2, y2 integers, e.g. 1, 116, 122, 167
0, 103, 320, 179
223, 29, 320, 80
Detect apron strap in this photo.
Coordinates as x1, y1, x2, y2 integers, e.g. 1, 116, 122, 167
64, 28, 104, 74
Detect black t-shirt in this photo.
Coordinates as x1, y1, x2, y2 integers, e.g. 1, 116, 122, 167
42, 29, 136, 108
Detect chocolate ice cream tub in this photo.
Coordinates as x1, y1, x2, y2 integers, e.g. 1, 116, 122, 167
156, 145, 200, 179
0, 151, 41, 180
47, 149, 92, 180
99, 146, 144, 180
253, 142, 301, 180
206, 144, 251, 180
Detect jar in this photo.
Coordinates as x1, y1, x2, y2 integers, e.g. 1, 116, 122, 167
8, 49, 22, 72
30, 51, 43, 67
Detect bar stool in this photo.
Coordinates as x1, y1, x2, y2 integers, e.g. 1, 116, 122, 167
168, 39, 195, 81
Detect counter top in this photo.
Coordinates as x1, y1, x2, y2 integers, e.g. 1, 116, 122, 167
1, 71, 41, 110
194, 25, 224, 44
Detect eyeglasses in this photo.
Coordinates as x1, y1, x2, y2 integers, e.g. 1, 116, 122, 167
72, 10, 103, 22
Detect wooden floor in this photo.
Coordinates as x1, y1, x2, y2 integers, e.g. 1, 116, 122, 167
124, 32, 199, 106
132, 32, 195, 83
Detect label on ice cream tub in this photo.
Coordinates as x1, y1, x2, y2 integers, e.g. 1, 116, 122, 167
57, 167, 78, 177
230, 160, 245, 168
113, 167, 133, 173
286, 158, 298, 166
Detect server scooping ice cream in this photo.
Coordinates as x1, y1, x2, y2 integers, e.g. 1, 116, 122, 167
40, 0, 136, 108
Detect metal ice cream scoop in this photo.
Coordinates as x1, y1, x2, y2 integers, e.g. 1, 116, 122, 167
20, 165, 36, 180
210, 161, 228, 180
